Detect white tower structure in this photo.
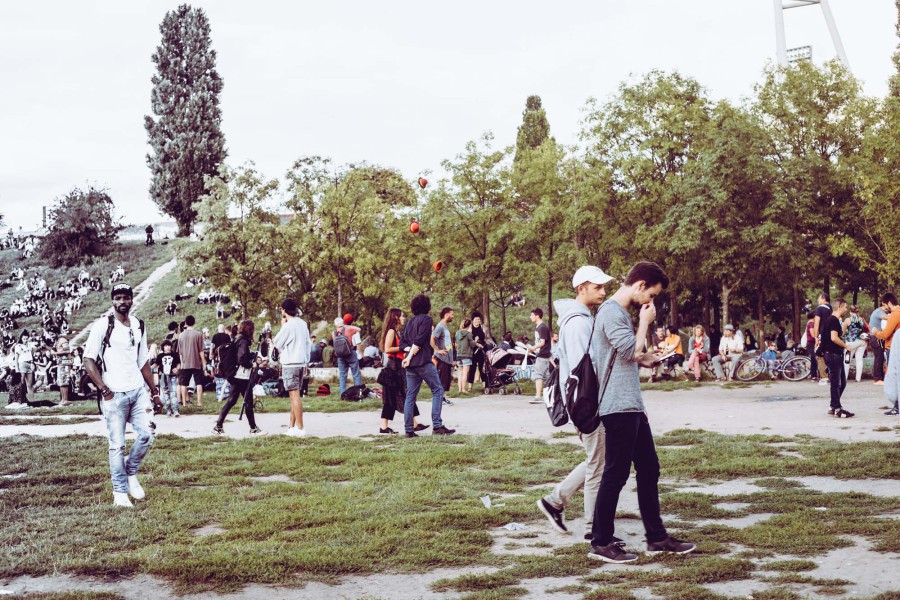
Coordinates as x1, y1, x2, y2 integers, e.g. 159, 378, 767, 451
773, 0, 851, 72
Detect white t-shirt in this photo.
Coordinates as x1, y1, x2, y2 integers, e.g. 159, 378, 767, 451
272, 317, 312, 366
84, 315, 148, 392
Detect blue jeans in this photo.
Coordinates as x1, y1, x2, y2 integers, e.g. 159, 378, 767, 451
101, 387, 155, 493
404, 363, 444, 434
338, 354, 362, 394
160, 374, 178, 415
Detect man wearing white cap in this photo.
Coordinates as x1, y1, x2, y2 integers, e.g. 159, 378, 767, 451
537, 266, 618, 541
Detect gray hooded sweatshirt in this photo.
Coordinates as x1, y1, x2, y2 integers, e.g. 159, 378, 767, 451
553, 299, 602, 396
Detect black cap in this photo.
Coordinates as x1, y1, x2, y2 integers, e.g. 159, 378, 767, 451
111, 283, 134, 299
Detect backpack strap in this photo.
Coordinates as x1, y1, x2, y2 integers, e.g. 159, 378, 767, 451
98, 314, 116, 374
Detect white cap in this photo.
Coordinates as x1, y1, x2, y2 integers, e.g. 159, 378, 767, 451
572, 266, 613, 288
724, 324, 735, 331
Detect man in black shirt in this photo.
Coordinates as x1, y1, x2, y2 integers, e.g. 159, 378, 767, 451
820, 298, 853, 418
811, 293, 832, 383
401, 294, 457, 438
527, 308, 552, 404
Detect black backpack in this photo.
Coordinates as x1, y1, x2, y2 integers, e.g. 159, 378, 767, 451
340, 384, 370, 402
564, 313, 602, 434
542, 363, 569, 427
215, 339, 238, 379
333, 327, 354, 359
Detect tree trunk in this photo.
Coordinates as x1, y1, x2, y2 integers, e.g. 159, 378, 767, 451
482, 290, 491, 340
669, 289, 679, 329
792, 284, 801, 342
337, 277, 343, 319
177, 219, 192, 237
501, 304, 507, 336
824, 275, 831, 297
547, 243, 554, 332
721, 284, 731, 326
703, 285, 711, 330
852, 289, 858, 306
757, 285, 765, 341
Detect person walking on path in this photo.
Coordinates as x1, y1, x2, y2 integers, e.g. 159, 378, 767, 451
536, 265, 619, 543
811, 293, 832, 385
401, 294, 456, 437
467, 313, 489, 392
431, 307, 455, 404
588, 262, 695, 564
820, 298, 853, 418
177, 315, 206, 407
333, 316, 362, 394
83, 283, 162, 508
873, 293, 900, 415
527, 308, 553, 405
155, 340, 180, 417
274, 299, 312, 436
870, 301, 888, 385
378, 307, 424, 434
213, 319, 266, 436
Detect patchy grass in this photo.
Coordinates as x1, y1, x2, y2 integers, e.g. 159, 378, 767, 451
0, 416, 98, 426
16, 594, 126, 600
551, 431, 579, 439
640, 380, 700, 392
761, 559, 818, 572
752, 478, 806, 490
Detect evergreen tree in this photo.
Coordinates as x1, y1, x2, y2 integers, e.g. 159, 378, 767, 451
145, 4, 226, 237
513, 95, 551, 165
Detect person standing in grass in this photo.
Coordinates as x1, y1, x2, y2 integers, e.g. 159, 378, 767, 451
537, 265, 621, 544
820, 298, 853, 418
455, 319, 474, 395
155, 340, 180, 417
378, 307, 424, 434
83, 283, 162, 508
214, 319, 266, 436
588, 262, 695, 563
52, 336, 74, 406
431, 307, 455, 404
274, 299, 312, 437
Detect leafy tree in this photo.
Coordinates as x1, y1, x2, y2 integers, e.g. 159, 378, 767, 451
513, 95, 551, 166
39, 187, 124, 267
181, 163, 282, 319
145, 4, 227, 237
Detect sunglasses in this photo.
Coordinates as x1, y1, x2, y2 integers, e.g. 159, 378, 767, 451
128, 327, 135, 347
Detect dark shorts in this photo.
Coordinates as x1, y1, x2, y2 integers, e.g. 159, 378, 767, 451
435, 360, 452, 391
178, 368, 203, 386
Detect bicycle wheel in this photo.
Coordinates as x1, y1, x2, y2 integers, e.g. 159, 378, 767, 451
782, 356, 811, 381
736, 357, 764, 381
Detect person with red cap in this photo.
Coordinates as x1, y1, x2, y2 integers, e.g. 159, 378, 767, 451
333, 314, 362, 394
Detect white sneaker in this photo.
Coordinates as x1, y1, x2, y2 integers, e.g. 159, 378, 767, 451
113, 492, 133, 507
818, 379, 829, 386
127, 475, 146, 500
285, 427, 298, 436
296, 428, 306, 437
528, 397, 543, 404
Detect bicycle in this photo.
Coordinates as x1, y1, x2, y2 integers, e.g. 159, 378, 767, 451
735, 353, 811, 382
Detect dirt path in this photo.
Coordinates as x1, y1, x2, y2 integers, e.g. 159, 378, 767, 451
2, 380, 896, 443
69, 257, 178, 346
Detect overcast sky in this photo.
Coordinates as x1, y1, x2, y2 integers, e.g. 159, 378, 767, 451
0, 0, 895, 230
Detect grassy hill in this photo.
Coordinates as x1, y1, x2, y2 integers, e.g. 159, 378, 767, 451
0, 240, 183, 340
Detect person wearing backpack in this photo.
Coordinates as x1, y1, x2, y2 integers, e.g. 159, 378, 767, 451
537, 266, 619, 544
213, 319, 266, 436
332, 315, 362, 394
83, 283, 162, 508
588, 262, 695, 564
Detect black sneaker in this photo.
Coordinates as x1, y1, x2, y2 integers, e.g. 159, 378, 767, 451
433, 426, 456, 435
584, 533, 626, 548
442, 397, 453, 406
212, 426, 224, 435
827, 407, 836, 415
536, 498, 567, 533
405, 432, 418, 438
834, 408, 855, 418
414, 424, 430, 432
646, 536, 696, 555
379, 427, 398, 434
885, 407, 899, 416
588, 542, 639, 564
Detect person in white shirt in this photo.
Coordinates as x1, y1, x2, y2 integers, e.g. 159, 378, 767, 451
273, 298, 312, 436
83, 283, 162, 507
712, 324, 745, 382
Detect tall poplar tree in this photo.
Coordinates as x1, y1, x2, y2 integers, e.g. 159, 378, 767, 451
145, 4, 226, 237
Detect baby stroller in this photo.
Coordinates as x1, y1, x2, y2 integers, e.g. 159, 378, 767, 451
483, 347, 523, 395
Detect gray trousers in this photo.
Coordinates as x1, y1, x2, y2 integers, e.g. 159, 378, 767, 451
712, 354, 742, 379
544, 424, 605, 536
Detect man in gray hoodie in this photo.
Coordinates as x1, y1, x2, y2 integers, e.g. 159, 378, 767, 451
587, 262, 695, 564
537, 265, 620, 544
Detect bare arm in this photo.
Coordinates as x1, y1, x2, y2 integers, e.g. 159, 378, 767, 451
83, 358, 113, 401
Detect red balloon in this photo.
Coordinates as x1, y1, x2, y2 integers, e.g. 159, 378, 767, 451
409, 221, 420, 234
433, 260, 445, 273
417, 177, 428, 189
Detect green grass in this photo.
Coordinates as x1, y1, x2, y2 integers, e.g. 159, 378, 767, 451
0, 416, 98, 426
1, 430, 897, 596
640, 380, 701, 392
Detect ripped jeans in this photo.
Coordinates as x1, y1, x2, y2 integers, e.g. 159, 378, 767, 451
101, 387, 155, 493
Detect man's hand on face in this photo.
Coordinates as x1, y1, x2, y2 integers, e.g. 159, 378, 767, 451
639, 303, 656, 324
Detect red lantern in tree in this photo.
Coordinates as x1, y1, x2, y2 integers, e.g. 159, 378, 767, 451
432, 260, 445, 273
417, 177, 428, 189
409, 221, 420, 234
